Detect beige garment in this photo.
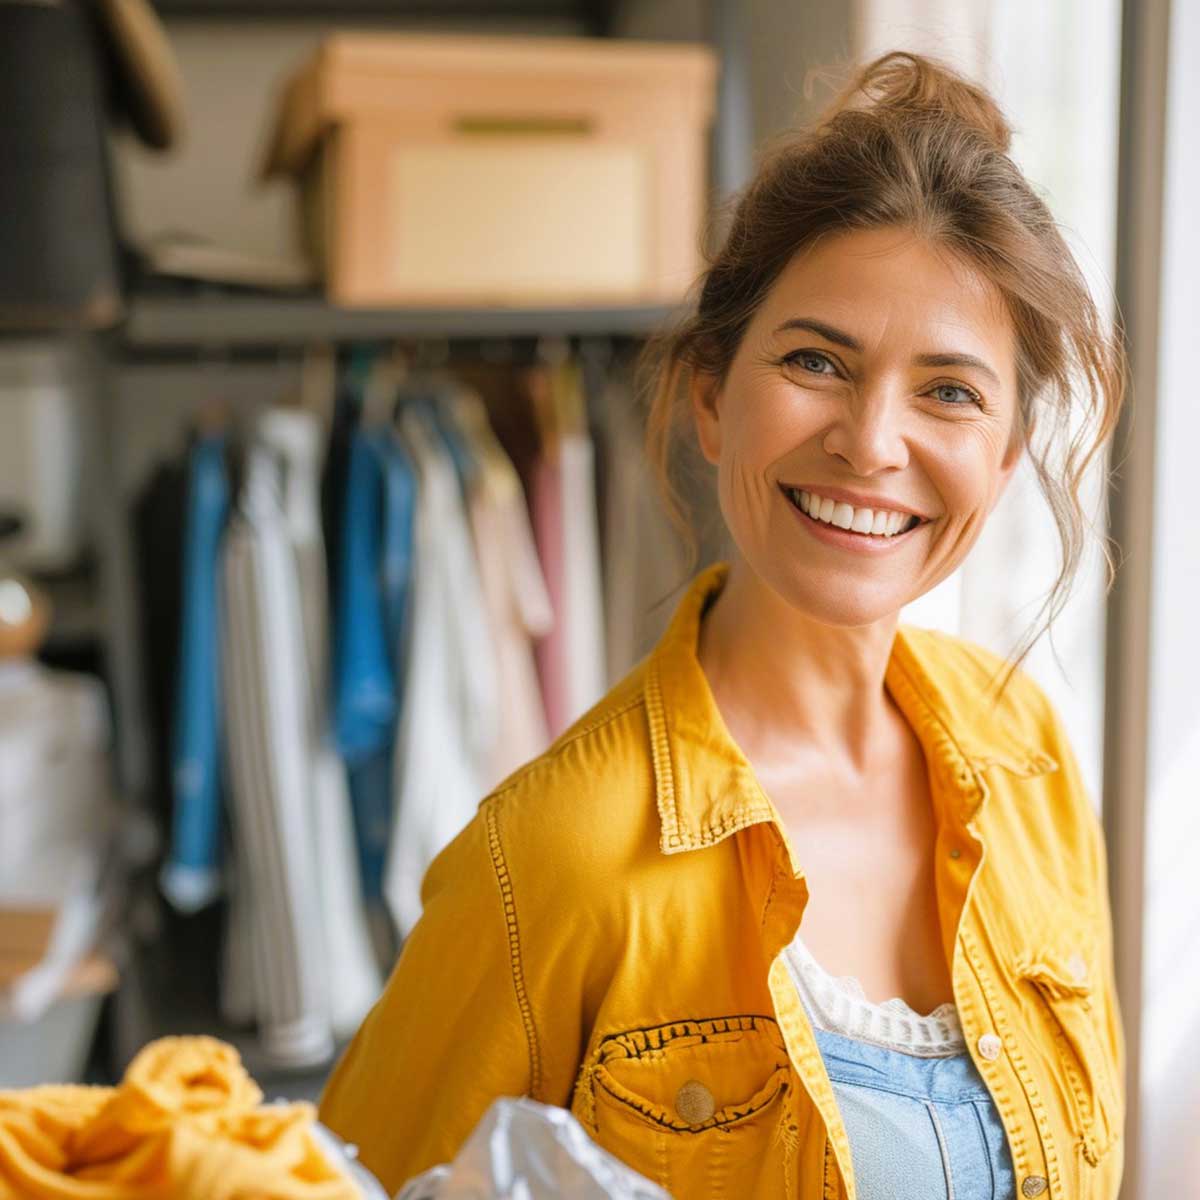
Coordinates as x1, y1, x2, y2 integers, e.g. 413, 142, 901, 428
452, 389, 553, 786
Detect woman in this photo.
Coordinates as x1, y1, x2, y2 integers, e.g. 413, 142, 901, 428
320, 52, 1126, 1200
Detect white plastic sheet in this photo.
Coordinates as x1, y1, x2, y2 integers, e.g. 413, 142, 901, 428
394, 1097, 671, 1200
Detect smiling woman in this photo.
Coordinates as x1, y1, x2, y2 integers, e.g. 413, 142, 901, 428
319, 51, 1127, 1200
647, 53, 1124, 687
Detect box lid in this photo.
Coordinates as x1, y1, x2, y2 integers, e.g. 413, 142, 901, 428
262, 32, 718, 177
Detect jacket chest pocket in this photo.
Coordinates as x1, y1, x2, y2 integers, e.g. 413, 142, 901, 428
1014, 936, 1123, 1167
571, 1015, 793, 1200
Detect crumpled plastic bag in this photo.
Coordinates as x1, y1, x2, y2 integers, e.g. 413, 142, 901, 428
394, 1097, 671, 1200
310, 1120, 392, 1200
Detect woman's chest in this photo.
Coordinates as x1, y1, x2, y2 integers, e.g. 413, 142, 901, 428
766, 757, 953, 1013
566, 793, 1122, 1200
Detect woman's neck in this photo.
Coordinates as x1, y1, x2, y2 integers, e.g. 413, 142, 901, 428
697, 557, 904, 777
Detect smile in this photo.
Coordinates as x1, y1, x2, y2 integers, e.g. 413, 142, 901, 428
780, 485, 927, 545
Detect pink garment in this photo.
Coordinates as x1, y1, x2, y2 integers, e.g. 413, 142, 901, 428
530, 437, 606, 740
467, 482, 553, 786
531, 454, 568, 736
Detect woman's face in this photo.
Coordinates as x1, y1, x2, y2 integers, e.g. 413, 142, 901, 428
691, 225, 1023, 628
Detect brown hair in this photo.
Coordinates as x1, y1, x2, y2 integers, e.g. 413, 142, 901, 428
642, 50, 1125, 693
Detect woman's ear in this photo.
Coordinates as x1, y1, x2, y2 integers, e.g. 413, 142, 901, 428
689, 369, 723, 466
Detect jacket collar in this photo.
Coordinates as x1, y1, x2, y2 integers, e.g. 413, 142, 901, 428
644, 563, 1059, 857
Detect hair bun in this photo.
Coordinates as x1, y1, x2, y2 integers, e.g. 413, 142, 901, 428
820, 51, 1013, 154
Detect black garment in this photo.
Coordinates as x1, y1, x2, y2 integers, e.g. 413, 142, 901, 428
131, 456, 188, 829
320, 376, 362, 630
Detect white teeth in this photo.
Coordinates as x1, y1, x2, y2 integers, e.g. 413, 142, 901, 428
831, 502, 855, 530
786, 486, 919, 539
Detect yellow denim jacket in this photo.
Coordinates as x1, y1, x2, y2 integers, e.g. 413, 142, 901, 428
320, 563, 1125, 1200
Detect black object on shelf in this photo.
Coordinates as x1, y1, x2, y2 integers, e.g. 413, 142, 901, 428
0, 0, 123, 331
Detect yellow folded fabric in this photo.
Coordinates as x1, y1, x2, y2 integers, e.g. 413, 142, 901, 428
0, 1036, 361, 1200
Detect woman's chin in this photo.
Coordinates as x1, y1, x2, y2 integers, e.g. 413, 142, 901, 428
772, 571, 909, 630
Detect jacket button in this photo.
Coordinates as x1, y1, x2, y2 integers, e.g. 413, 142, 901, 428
675, 1080, 715, 1124
977, 1033, 1003, 1061
1021, 1176, 1047, 1196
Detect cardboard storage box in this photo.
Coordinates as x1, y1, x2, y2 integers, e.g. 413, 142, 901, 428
263, 34, 718, 308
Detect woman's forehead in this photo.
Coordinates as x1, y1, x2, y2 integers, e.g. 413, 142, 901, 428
759, 227, 1016, 367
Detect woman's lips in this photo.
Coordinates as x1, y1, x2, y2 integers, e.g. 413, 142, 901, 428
781, 485, 927, 552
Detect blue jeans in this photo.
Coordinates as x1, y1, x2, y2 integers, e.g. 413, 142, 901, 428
814, 1026, 1016, 1199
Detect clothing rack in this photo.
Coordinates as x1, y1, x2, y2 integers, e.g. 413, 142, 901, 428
86, 327, 689, 1097
52, 0, 756, 1097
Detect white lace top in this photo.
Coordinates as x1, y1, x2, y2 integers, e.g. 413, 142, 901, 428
783, 929, 966, 1058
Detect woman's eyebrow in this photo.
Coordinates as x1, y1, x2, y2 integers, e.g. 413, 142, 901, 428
773, 317, 1002, 387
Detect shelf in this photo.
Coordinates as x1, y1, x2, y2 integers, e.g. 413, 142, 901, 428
119, 292, 680, 353
152, 0, 606, 17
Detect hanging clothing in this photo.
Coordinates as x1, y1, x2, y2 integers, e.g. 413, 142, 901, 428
528, 363, 606, 738
373, 430, 418, 685
529, 451, 568, 733
321, 369, 363, 630
558, 432, 606, 723
220, 443, 332, 1068
333, 433, 396, 768
447, 387, 552, 786
331, 426, 417, 914
259, 408, 381, 1038
161, 434, 229, 914
131, 455, 188, 834
384, 403, 496, 940
333, 430, 397, 913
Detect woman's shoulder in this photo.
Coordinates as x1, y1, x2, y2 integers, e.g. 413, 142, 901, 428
901, 624, 1101, 846
897, 623, 1068, 747
472, 660, 664, 873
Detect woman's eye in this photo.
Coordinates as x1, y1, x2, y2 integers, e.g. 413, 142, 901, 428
784, 350, 837, 375
778, 355, 980, 406
930, 383, 980, 406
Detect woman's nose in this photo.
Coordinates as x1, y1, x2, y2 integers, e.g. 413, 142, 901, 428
820, 386, 910, 476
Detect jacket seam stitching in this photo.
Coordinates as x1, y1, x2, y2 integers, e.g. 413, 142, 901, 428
485, 797, 543, 1099
645, 659, 681, 846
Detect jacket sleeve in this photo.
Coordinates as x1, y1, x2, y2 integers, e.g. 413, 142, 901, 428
317, 794, 538, 1194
